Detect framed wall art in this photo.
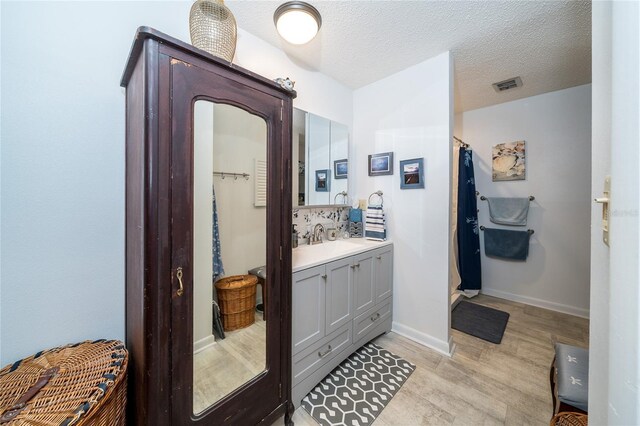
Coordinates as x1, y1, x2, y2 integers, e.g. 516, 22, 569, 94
334, 159, 348, 179
315, 169, 330, 192
400, 158, 425, 189
492, 141, 526, 181
368, 152, 394, 176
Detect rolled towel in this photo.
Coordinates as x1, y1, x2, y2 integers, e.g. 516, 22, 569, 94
349, 208, 362, 222
483, 227, 530, 260
486, 197, 530, 226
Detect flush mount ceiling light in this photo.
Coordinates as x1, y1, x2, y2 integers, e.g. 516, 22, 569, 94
274, 1, 322, 45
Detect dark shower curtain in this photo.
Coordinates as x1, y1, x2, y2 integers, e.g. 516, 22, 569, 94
456, 147, 481, 291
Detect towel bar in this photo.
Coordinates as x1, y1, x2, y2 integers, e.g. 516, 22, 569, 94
479, 225, 534, 235
479, 195, 535, 201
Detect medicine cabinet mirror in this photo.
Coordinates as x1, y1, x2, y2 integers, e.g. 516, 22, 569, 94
293, 109, 349, 207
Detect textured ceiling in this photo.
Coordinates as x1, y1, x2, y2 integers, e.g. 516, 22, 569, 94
226, 0, 591, 112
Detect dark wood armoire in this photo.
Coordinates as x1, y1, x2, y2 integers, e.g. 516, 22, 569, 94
121, 27, 294, 425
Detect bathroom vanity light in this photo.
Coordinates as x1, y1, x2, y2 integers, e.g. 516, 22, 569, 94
274, 1, 322, 45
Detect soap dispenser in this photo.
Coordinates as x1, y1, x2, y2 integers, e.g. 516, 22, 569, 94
292, 225, 298, 248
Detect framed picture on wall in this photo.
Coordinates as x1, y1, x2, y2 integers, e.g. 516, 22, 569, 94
368, 152, 394, 176
315, 169, 330, 192
399, 158, 425, 189
492, 140, 526, 181
334, 159, 348, 179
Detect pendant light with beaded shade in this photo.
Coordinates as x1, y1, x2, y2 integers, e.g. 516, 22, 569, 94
189, 0, 237, 62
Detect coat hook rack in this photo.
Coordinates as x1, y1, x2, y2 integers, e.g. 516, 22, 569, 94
213, 171, 250, 180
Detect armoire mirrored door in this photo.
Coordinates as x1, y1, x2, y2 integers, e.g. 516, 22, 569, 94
170, 59, 285, 425
122, 27, 294, 426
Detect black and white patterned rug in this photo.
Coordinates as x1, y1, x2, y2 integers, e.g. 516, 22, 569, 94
301, 342, 416, 426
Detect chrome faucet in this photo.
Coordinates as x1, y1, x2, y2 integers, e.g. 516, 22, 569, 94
310, 223, 325, 245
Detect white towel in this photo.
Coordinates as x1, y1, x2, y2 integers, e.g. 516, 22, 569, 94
365, 205, 386, 241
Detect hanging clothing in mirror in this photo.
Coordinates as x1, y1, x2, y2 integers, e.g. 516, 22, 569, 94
212, 183, 224, 282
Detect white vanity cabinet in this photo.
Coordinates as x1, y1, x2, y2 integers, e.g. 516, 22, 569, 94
291, 243, 393, 407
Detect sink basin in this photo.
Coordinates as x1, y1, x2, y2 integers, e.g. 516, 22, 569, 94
292, 238, 389, 272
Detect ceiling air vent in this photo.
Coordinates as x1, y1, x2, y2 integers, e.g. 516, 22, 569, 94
492, 77, 523, 93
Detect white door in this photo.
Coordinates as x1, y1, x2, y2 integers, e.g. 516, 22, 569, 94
589, 2, 640, 424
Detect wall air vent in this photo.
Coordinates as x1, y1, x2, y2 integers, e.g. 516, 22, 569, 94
492, 76, 523, 93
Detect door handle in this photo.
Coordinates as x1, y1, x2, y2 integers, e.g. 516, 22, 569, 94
594, 176, 610, 246
176, 267, 184, 297
321, 274, 327, 280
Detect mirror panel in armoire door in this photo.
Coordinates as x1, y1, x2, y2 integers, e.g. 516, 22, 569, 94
169, 59, 283, 424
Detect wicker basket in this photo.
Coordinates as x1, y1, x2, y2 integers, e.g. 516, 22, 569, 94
215, 274, 258, 331
0, 340, 127, 426
550, 412, 588, 426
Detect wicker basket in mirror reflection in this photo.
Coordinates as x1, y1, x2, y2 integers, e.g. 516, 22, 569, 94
215, 274, 258, 331
189, 0, 237, 62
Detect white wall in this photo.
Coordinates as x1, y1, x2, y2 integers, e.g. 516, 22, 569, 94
455, 85, 592, 317
0, 1, 352, 365
193, 102, 215, 350
213, 105, 266, 278
353, 52, 454, 355
590, 1, 640, 424
234, 33, 353, 127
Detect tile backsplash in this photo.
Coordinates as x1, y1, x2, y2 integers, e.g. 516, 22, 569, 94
293, 206, 350, 244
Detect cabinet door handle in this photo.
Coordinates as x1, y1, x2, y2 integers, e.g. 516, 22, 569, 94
321, 274, 327, 280
318, 345, 332, 358
176, 267, 184, 297
350, 265, 356, 269
376, 256, 382, 260
370, 312, 381, 322
354, 263, 360, 268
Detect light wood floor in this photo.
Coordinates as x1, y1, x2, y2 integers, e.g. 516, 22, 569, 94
283, 295, 589, 425
193, 313, 266, 414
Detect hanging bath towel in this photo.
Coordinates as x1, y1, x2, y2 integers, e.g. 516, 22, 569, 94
365, 204, 386, 241
483, 227, 530, 261
487, 197, 530, 226
457, 147, 482, 291
212, 184, 225, 281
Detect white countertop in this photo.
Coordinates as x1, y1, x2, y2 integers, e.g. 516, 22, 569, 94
292, 238, 393, 273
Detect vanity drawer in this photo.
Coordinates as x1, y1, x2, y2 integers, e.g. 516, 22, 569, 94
353, 297, 392, 344
292, 323, 352, 386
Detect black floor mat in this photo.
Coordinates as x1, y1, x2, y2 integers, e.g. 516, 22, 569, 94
452, 301, 510, 344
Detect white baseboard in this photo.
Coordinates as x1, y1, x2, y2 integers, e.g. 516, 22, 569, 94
391, 321, 454, 357
481, 288, 590, 319
451, 292, 463, 309
194, 335, 217, 354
